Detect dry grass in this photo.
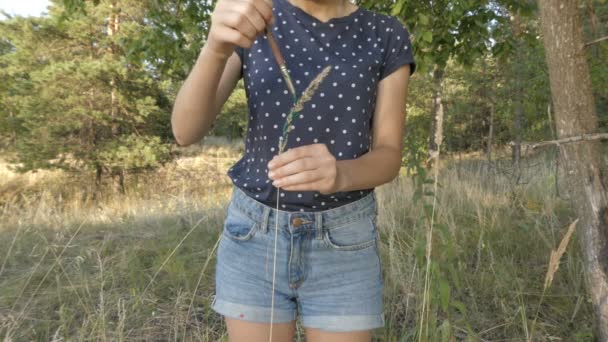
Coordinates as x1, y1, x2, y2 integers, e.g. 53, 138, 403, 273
0, 140, 597, 341
0, 135, 241, 230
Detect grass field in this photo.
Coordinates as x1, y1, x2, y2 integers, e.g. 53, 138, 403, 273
0, 137, 598, 341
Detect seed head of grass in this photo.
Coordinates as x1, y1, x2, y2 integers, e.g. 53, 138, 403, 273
543, 218, 579, 289
278, 65, 333, 153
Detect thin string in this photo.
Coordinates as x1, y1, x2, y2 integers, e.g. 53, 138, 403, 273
263, 6, 333, 339
264, 20, 298, 342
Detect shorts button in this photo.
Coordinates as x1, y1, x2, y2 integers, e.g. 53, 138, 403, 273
292, 217, 303, 227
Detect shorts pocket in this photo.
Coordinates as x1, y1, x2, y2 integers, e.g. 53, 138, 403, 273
322, 216, 376, 251
223, 205, 259, 242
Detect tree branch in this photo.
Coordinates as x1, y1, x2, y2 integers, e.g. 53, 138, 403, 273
585, 35, 608, 47
508, 133, 608, 150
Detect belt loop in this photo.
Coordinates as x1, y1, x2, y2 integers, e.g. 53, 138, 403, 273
315, 212, 323, 240
261, 206, 270, 234
372, 191, 378, 216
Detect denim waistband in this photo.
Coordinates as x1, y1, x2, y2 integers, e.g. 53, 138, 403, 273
227, 185, 378, 240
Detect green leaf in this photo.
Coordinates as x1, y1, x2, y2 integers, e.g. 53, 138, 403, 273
451, 300, 467, 315
414, 238, 426, 265
423, 203, 434, 218
418, 13, 429, 26
422, 31, 433, 43
391, 0, 406, 16
439, 320, 452, 342
439, 278, 451, 312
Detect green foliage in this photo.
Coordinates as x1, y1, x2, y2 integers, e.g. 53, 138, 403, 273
490, 1, 538, 62
58, 0, 215, 81
585, 1, 608, 130
1, 0, 606, 187
97, 134, 172, 172
210, 80, 249, 139
389, 0, 500, 73
56, 0, 100, 18
0, 2, 174, 177
124, 0, 215, 81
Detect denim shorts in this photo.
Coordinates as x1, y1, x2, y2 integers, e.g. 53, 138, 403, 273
211, 185, 385, 333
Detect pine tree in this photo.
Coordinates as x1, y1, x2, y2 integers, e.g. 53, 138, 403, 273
0, 1, 175, 194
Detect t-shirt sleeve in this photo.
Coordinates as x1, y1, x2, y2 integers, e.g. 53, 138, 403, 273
379, 17, 416, 80
234, 45, 246, 79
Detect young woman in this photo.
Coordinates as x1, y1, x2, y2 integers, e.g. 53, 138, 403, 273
171, 0, 415, 340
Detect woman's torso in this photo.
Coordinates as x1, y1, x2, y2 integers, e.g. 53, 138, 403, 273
227, 0, 403, 212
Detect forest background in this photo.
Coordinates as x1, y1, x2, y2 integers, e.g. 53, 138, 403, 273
0, 0, 607, 340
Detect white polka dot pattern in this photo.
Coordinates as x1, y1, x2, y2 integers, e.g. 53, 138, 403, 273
228, 0, 415, 211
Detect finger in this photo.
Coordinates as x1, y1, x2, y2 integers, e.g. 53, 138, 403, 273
281, 179, 328, 192
214, 24, 252, 49
254, 0, 274, 23
269, 157, 318, 180
223, 9, 258, 42
268, 144, 317, 169
273, 169, 324, 188
237, 0, 271, 33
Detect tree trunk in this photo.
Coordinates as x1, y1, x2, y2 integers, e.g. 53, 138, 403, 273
538, 0, 608, 339
107, 1, 121, 137
113, 169, 126, 195
510, 14, 524, 168
482, 58, 494, 167
427, 65, 445, 171
586, 0, 600, 58
107, 1, 125, 195
94, 163, 103, 201
428, 65, 444, 152
486, 102, 494, 163
547, 104, 560, 197
9, 109, 17, 146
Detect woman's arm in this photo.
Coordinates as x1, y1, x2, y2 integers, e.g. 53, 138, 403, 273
171, 46, 241, 147
336, 64, 411, 191
171, 0, 274, 147
266, 66, 411, 194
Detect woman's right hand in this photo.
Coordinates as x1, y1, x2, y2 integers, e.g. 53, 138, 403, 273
206, 0, 275, 60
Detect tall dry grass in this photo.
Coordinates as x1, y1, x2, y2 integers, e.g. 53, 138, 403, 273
0, 140, 596, 341
376, 148, 594, 341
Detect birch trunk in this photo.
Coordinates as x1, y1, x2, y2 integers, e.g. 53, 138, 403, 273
538, 0, 608, 338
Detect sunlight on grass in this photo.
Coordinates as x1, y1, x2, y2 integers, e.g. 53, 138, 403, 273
0, 139, 596, 341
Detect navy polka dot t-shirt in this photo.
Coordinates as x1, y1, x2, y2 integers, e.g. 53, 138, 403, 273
227, 0, 416, 212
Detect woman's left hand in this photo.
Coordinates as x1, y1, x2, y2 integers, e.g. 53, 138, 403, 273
267, 143, 342, 195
